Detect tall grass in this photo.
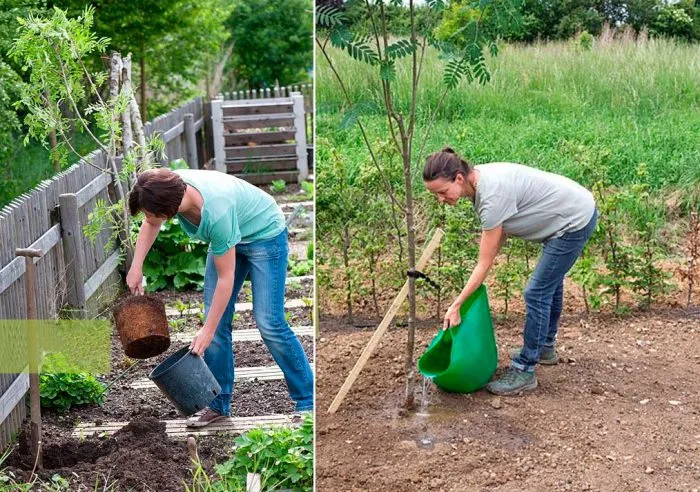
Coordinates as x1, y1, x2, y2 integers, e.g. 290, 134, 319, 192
1, 131, 97, 209
317, 38, 700, 188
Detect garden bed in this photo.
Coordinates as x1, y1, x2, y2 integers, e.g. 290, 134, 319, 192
316, 306, 700, 491
6, 416, 222, 491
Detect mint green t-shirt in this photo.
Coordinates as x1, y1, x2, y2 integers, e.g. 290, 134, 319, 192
173, 169, 285, 255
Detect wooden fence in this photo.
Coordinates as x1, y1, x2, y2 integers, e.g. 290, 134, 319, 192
211, 93, 309, 185
220, 84, 313, 144
0, 97, 205, 449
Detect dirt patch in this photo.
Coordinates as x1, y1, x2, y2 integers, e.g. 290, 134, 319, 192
152, 277, 313, 307
235, 338, 313, 367
316, 310, 700, 491
8, 416, 198, 491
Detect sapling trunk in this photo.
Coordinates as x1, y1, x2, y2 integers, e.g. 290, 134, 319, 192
342, 226, 354, 324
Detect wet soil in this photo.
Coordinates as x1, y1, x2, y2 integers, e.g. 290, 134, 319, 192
316, 309, 700, 491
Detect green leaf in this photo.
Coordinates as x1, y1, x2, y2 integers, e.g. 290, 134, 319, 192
317, 5, 347, 27
386, 39, 416, 60
330, 24, 353, 49
380, 60, 396, 82
345, 38, 380, 66
427, 0, 447, 10
443, 57, 468, 89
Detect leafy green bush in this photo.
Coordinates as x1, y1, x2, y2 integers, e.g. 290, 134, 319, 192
140, 218, 207, 292
289, 257, 313, 277
211, 415, 313, 491
300, 180, 314, 199
578, 31, 593, 50
39, 354, 106, 412
269, 179, 287, 194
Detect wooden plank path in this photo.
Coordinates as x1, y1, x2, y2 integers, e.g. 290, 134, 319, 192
73, 414, 298, 439
130, 364, 315, 389
165, 297, 309, 317
171, 325, 313, 343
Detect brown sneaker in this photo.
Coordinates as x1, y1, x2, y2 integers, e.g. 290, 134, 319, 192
186, 408, 229, 428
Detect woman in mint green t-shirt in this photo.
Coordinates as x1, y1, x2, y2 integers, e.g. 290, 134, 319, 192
127, 168, 313, 426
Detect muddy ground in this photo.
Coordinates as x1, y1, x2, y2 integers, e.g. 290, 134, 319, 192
316, 302, 700, 491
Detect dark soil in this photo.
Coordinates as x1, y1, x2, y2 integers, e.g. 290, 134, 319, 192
19, 284, 314, 491
7, 416, 201, 491
235, 306, 312, 330
151, 277, 313, 307
316, 307, 700, 491
233, 338, 313, 367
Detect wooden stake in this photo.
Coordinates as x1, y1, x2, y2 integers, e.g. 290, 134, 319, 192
327, 228, 444, 414
246, 473, 261, 492
16, 247, 44, 470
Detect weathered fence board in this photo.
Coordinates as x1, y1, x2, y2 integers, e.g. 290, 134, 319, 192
224, 130, 296, 147
213, 93, 308, 183
0, 97, 209, 450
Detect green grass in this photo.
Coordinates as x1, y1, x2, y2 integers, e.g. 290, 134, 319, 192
317, 38, 700, 189
0, 131, 97, 209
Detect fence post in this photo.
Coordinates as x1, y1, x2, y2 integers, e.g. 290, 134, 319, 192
291, 93, 308, 182
58, 193, 87, 318
211, 97, 226, 173
184, 113, 199, 169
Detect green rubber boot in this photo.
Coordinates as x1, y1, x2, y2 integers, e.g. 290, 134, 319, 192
418, 285, 497, 393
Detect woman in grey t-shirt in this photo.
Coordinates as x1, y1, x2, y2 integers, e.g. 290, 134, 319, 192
423, 148, 597, 396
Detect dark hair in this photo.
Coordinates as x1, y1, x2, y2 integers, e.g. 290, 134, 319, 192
423, 147, 472, 182
128, 168, 186, 218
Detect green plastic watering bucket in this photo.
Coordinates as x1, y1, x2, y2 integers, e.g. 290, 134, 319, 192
417, 285, 497, 393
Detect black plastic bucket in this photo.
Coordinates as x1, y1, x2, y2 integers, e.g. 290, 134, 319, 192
148, 347, 222, 416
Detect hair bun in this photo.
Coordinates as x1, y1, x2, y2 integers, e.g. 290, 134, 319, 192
441, 147, 455, 154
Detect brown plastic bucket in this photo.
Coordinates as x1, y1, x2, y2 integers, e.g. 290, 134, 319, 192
113, 295, 170, 359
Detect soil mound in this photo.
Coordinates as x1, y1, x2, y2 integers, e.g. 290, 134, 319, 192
8, 415, 194, 491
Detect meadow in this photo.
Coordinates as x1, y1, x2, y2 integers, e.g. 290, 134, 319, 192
316, 36, 700, 320
317, 37, 700, 190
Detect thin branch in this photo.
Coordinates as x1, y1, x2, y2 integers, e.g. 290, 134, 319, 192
378, 1, 404, 157
54, 46, 109, 155
407, 0, 419, 150
413, 9, 486, 180
316, 37, 406, 214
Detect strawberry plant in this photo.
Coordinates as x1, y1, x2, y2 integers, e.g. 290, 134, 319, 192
213, 415, 313, 491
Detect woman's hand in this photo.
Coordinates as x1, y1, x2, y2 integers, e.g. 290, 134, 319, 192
443, 303, 461, 330
126, 267, 144, 295
189, 327, 215, 356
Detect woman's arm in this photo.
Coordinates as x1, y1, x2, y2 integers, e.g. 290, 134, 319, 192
443, 225, 505, 329
189, 247, 236, 356
126, 216, 164, 294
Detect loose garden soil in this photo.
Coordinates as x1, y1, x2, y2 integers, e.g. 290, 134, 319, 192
7, 415, 231, 491
4, 284, 314, 490
317, 301, 700, 491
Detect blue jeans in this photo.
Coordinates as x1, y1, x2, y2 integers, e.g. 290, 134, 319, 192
511, 209, 598, 372
202, 229, 314, 414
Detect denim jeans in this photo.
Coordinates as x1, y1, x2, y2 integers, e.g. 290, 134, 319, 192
202, 228, 314, 414
511, 209, 598, 372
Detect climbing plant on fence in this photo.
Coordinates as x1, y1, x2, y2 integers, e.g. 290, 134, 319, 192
11, 6, 165, 268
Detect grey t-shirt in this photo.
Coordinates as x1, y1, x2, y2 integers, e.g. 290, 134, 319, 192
473, 163, 596, 242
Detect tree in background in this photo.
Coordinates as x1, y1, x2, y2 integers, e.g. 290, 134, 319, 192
53, 0, 231, 120
226, 0, 312, 89
317, 0, 520, 408
440, 0, 700, 41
